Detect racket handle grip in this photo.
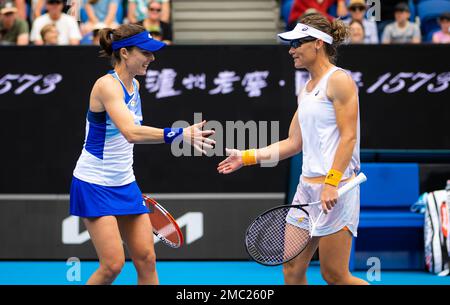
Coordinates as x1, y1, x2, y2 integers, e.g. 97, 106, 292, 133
337, 172, 367, 197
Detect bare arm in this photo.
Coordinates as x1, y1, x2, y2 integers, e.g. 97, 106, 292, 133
320, 70, 358, 212
127, 2, 137, 24
95, 77, 215, 149
69, 38, 81, 45
34, 0, 45, 19
336, 0, 348, 17
17, 33, 29, 45
104, 2, 118, 26
160, 1, 170, 23
15, 0, 27, 20
256, 110, 302, 164
327, 70, 358, 174
85, 3, 100, 24
217, 110, 302, 174
95, 77, 167, 143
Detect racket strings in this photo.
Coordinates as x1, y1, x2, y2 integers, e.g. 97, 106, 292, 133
245, 207, 311, 265
150, 207, 182, 247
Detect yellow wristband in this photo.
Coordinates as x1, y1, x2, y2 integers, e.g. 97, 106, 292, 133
324, 169, 343, 187
242, 149, 257, 166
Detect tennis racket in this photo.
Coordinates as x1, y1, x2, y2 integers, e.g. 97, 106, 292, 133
245, 172, 367, 266
142, 195, 184, 248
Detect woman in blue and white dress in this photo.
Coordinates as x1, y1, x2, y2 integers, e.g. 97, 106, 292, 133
70, 23, 215, 285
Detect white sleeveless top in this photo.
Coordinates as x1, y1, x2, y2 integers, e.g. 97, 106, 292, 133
298, 66, 360, 180
73, 71, 143, 186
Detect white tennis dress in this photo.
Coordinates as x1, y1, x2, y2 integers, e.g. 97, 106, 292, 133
287, 66, 361, 237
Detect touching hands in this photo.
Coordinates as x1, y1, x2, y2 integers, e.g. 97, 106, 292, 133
217, 148, 244, 174
183, 120, 216, 155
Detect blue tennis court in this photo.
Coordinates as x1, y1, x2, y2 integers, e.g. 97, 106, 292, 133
1, 261, 449, 285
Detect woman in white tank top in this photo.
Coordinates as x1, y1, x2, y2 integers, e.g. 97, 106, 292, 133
218, 14, 367, 285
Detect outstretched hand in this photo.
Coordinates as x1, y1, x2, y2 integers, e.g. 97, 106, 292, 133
217, 148, 244, 174
183, 120, 216, 155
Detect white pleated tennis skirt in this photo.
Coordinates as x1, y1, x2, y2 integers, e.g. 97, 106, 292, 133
286, 176, 360, 237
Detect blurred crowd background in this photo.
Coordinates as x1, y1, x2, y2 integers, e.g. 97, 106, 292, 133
0, 0, 449, 46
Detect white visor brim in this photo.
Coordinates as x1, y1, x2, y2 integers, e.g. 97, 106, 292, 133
278, 23, 333, 45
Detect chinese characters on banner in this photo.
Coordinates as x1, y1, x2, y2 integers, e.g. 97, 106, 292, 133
145, 69, 271, 99
0, 71, 447, 97
144, 69, 449, 100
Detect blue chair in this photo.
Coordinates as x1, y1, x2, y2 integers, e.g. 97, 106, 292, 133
80, 7, 88, 23
409, 0, 417, 21
422, 19, 441, 41
352, 163, 424, 270
281, 0, 294, 25
115, 1, 123, 24
417, 0, 450, 21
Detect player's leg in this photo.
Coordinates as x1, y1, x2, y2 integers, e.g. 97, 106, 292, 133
283, 179, 320, 284
318, 228, 368, 285
117, 214, 158, 285
83, 216, 126, 284
282, 236, 320, 285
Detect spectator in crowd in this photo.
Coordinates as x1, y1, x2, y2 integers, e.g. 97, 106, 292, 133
158, 0, 170, 23
0, 1, 29, 45
149, 29, 161, 41
432, 12, 450, 44
288, 0, 348, 30
127, 0, 148, 24
137, 0, 172, 44
127, 0, 170, 24
348, 19, 365, 43
30, 0, 82, 45
82, 0, 120, 34
40, 23, 58, 44
382, 2, 421, 44
344, 0, 378, 43
92, 26, 101, 45
378, 0, 412, 41
79, 21, 105, 44
33, 0, 47, 20
0, 0, 25, 20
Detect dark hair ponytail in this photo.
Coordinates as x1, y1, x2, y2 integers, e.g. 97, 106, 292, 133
98, 24, 146, 66
99, 28, 115, 57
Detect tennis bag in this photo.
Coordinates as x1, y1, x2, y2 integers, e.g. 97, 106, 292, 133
424, 190, 450, 275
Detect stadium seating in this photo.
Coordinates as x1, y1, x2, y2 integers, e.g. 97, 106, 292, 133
350, 163, 424, 270
172, 0, 280, 44
416, 0, 450, 41
280, 0, 293, 25
79, 1, 124, 24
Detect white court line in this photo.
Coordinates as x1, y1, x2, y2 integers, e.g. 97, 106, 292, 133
0, 193, 285, 201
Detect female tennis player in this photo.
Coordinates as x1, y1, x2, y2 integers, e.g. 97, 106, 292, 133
70, 23, 215, 285
218, 13, 367, 285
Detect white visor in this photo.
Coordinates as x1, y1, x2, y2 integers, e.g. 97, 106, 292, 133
278, 23, 333, 45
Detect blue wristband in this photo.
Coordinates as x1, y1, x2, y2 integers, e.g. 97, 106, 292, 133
164, 128, 183, 144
